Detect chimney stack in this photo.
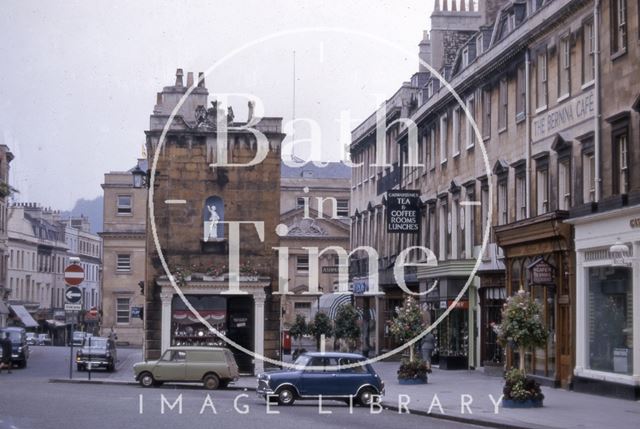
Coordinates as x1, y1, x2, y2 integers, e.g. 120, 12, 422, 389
198, 72, 205, 88
186, 71, 194, 87
175, 68, 184, 87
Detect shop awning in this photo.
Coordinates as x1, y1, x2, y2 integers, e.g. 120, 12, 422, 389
0, 300, 9, 315
318, 293, 352, 319
46, 319, 68, 328
10, 305, 39, 328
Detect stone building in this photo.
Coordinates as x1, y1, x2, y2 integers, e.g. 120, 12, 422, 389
279, 161, 351, 349
100, 159, 147, 346
567, 0, 640, 399
0, 144, 14, 328
351, 0, 639, 394
143, 69, 285, 374
6, 203, 68, 335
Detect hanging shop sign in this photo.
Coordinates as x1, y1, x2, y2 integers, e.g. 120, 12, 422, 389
528, 258, 555, 285
386, 190, 421, 233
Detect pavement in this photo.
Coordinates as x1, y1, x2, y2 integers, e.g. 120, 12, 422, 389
47, 347, 640, 429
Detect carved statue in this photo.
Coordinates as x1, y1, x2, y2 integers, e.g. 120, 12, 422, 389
205, 205, 220, 241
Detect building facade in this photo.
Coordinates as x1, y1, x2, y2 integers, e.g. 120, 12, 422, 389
143, 69, 285, 374
351, 0, 638, 395
567, 0, 640, 400
100, 159, 147, 346
279, 161, 351, 350
0, 144, 14, 328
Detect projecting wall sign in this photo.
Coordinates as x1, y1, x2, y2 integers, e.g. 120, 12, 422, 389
386, 190, 421, 234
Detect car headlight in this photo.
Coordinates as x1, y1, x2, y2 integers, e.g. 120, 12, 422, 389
17, 347, 23, 353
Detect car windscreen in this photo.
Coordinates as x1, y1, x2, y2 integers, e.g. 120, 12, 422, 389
293, 355, 311, 368
3, 331, 23, 343
85, 339, 107, 349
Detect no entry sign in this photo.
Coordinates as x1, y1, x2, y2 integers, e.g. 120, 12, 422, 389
64, 264, 85, 286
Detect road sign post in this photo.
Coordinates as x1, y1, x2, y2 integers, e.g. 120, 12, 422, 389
64, 264, 85, 380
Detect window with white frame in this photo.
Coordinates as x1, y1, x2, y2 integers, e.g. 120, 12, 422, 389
482, 87, 491, 139
537, 168, 549, 214
429, 128, 436, 169
499, 78, 508, 130
476, 34, 484, 55
438, 201, 447, 260
558, 159, 571, 210
462, 46, 469, 67
536, 49, 548, 109
296, 255, 309, 272
583, 152, 596, 203
117, 195, 132, 215
516, 173, 527, 220
466, 96, 476, 148
481, 183, 489, 234
452, 198, 459, 259
336, 199, 349, 217
296, 197, 305, 210
516, 64, 526, 118
116, 254, 131, 272
615, 132, 629, 194
497, 180, 508, 225
463, 187, 475, 259
559, 35, 571, 98
583, 20, 595, 83
611, 0, 627, 54
116, 297, 130, 324
453, 107, 461, 156
440, 115, 448, 163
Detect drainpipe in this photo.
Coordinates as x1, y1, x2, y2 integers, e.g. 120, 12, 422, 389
525, 49, 531, 218
594, 0, 601, 202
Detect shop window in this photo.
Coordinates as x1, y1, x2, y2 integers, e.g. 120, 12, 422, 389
117, 195, 132, 215
610, 0, 628, 55
587, 267, 633, 374
172, 295, 227, 347
116, 254, 131, 272
583, 20, 595, 84
116, 298, 130, 324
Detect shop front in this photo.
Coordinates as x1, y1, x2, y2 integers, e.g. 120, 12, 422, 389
418, 260, 477, 370
495, 212, 574, 388
157, 277, 269, 375
568, 205, 640, 400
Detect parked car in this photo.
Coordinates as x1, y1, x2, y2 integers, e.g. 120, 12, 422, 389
76, 336, 117, 372
0, 327, 30, 368
37, 333, 52, 346
133, 346, 239, 390
72, 331, 86, 346
256, 352, 384, 406
25, 332, 37, 346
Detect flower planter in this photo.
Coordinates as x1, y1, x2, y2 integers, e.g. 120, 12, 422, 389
398, 377, 428, 385
502, 398, 543, 408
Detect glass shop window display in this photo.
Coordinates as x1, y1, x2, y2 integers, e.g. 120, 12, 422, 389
171, 295, 227, 347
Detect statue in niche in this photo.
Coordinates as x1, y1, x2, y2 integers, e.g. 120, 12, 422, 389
205, 205, 220, 241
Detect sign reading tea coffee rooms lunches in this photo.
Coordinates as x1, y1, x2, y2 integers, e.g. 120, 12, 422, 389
532, 88, 595, 143
387, 190, 421, 233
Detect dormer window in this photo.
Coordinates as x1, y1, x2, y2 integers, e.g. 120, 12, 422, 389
476, 34, 484, 55
462, 47, 469, 68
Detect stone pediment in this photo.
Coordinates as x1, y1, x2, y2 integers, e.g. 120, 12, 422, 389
280, 207, 350, 238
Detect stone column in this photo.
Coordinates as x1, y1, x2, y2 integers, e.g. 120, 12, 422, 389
160, 290, 173, 354
253, 293, 266, 374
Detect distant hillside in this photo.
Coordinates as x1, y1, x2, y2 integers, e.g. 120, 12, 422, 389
61, 196, 103, 234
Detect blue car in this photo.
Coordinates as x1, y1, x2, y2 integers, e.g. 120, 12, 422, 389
257, 352, 385, 406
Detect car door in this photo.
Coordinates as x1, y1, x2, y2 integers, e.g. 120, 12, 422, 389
299, 357, 328, 396
154, 350, 186, 381
337, 358, 371, 396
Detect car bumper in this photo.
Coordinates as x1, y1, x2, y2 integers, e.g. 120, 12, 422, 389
256, 380, 274, 397
76, 358, 111, 367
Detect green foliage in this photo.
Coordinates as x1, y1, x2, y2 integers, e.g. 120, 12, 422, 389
0, 182, 18, 198
397, 359, 431, 380
388, 296, 426, 362
334, 304, 360, 351
309, 312, 333, 348
494, 289, 548, 351
289, 314, 308, 340
503, 368, 544, 402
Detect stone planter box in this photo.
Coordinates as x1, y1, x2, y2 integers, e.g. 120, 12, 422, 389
398, 377, 428, 385
502, 398, 543, 408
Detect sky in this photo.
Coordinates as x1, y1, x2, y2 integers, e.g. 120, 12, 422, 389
0, 0, 433, 210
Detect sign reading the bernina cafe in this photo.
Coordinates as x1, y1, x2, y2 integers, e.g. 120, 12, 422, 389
532, 88, 595, 142
387, 190, 421, 233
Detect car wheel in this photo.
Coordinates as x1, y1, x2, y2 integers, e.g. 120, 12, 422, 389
108, 361, 115, 372
139, 372, 155, 388
357, 387, 377, 406
203, 374, 220, 390
276, 386, 296, 406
